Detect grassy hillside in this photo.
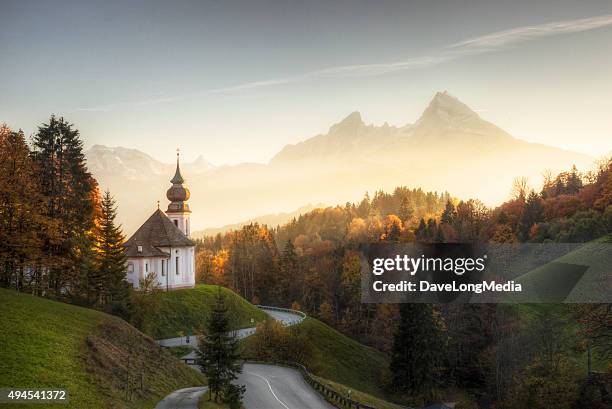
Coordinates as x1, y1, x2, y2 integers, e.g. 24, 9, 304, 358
139, 284, 267, 339
0, 288, 205, 409
241, 317, 390, 398
513, 234, 612, 303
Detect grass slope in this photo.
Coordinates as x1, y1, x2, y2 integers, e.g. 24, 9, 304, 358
0, 288, 205, 409
313, 376, 403, 409
140, 285, 267, 339
242, 317, 390, 398
513, 234, 612, 303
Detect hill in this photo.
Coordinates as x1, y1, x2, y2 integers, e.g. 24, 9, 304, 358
241, 317, 390, 398
89, 92, 593, 236
138, 284, 268, 339
512, 234, 612, 303
0, 288, 205, 409
191, 203, 325, 237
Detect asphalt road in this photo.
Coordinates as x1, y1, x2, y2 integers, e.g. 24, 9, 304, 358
236, 363, 336, 409
154, 386, 208, 409
157, 307, 304, 347
155, 307, 308, 409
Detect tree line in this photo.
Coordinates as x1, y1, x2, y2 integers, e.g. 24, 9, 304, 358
195, 159, 612, 407
0, 120, 130, 318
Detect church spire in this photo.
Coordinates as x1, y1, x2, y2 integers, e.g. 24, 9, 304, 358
170, 148, 185, 184
166, 148, 191, 214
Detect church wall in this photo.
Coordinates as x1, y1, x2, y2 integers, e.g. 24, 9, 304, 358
165, 213, 191, 237
156, 246, 195, 289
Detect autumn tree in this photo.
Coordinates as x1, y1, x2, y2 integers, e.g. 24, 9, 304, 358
0, 125, 46, 291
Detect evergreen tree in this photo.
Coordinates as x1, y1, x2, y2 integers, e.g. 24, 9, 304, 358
518, 191, 544, 241
398, 196, 414, 224
278, 239, 298, 305
566, 165, 583, 195
198, 289, 243, 404
415, 218, 427, 241
94, 191, 131, 318
441, 199, 457, 225
31, 116, 98, 296
390, 304, 445, 400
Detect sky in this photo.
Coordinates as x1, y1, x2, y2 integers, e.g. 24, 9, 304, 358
1, 0, 612, 165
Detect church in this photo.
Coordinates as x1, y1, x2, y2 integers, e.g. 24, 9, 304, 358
124, 152, 196, 290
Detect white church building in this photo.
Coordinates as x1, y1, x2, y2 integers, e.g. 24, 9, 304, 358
124, 153, 196, 290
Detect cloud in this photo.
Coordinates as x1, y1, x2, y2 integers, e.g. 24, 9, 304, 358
452, 14, 612, 50
77, 14, 612, 111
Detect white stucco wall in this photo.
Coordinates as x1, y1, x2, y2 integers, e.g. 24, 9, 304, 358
166, 213, 191, 237
126, 245, 195, 290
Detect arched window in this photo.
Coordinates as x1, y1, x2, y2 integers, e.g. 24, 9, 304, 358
127, 263, 134, 273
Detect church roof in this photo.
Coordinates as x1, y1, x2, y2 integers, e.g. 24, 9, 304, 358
124, 209, 195, 257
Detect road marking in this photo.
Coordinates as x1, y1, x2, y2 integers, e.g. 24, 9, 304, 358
245, 371, 291, 409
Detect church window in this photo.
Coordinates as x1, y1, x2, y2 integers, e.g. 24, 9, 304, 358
161, 260, 165, 276
174, 220, 178, 227
127, 263, 134, 273
175, 257, 179, 274
145, 263, 148, 273
186, 219, 190, 236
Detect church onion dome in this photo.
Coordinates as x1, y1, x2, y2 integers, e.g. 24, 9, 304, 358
166, 184, 190, 202
166, 150, 191, 213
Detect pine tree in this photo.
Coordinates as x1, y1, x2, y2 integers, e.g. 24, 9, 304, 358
278, 239, 298, 305
390, 304, 445, 400
198, 289, 243, 403
94, 191, 131, 317
31, 116, 98, 296
398, 196, 414, 224
518, 191, 544, 241
416, 218, 428, 241
566, 165, 583, 195
441, 200, 457, 225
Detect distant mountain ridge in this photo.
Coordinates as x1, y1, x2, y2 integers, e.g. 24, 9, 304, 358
191, 203, 325, 238
87, 92, 594, 235
86, 145, 214, 181
270, 91, 514, 164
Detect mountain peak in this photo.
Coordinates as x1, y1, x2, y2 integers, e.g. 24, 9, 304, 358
413, 91, 513, 140
329, 111, 365, 135
423, 91, 478, 120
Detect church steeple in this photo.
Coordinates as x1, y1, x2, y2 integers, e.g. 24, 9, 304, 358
166, 149, 190, 211
170, 150, 185, 184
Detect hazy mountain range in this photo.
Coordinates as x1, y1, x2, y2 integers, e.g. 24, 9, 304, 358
86, 92, 593, 236
190, 204, 325, 238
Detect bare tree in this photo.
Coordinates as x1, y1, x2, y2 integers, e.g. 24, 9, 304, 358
510, 177, 529, 201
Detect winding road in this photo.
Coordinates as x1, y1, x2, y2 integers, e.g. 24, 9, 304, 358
155, 387, 208, 409
237, 363, 335, 409
155, 307, 312, 409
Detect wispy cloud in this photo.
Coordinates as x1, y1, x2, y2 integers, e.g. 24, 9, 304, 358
452, 14, 612, 49
77, 14, 612, 112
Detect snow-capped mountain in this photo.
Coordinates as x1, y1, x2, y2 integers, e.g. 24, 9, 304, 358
86, 145, 213, 180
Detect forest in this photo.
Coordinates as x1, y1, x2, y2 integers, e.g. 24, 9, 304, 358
195, 158, 612, 407
1, 117, 611, 408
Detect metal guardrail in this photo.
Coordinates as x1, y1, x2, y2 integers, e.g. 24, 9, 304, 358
255, 305, 308, 320
241, 358, 378, 409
